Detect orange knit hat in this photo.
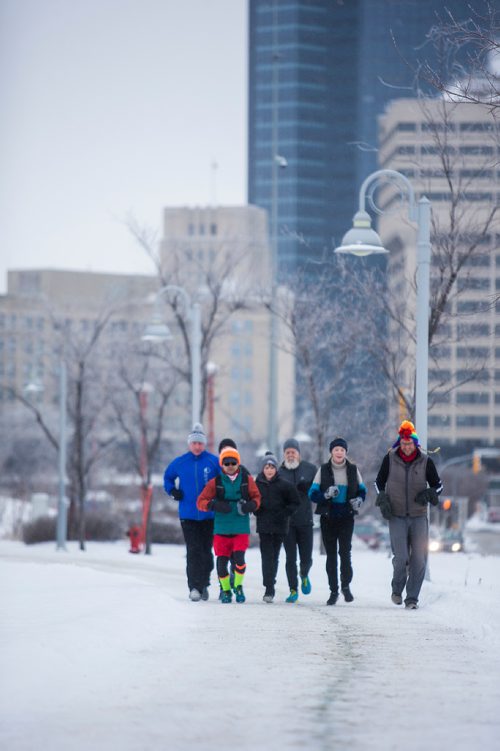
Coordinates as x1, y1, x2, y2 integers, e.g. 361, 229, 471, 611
219, 446, 241, 467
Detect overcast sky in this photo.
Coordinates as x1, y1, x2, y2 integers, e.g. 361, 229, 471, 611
0, 0, 247, 292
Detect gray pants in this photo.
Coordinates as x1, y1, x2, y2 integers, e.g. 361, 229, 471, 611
389, 515, 428, 604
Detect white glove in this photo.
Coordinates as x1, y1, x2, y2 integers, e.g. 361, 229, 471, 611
324, 485, 339, 499
350, 497, 363, 512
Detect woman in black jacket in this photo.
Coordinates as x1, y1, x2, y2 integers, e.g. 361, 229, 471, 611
255, 453, 300, 602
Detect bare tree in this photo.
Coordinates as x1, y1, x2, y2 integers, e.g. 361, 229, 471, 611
110, 346, 178, 554
127, 216, 259, 418
407, 1, 500, 112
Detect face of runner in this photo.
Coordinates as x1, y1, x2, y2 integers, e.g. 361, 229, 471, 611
331, 446, 346, 464
399, 438, 415, 456
222, 459, 239, 476
263, 464, 277, 481
189, 441, 205, 456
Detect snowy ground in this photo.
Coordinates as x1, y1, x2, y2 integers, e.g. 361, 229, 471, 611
1, 537, 499, 751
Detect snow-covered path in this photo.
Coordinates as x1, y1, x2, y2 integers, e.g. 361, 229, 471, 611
1, 539, 499, 751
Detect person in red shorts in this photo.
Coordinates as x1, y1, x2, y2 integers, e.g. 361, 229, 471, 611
197, 446, 261, 603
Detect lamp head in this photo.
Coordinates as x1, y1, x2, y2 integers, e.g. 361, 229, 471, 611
334, 210, 389, 257
141, 317, 172, 342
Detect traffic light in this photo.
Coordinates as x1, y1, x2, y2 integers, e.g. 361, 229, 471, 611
442, 498, 452, 511
472, 453, 481, 474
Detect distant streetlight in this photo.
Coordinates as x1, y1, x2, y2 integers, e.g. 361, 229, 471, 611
25, 362, 67, 550
142, 285, 201, 427
335, 168, 431, 451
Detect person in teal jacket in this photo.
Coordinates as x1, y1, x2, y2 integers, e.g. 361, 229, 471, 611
163, 423, 219, 602
197, 446, 261, 603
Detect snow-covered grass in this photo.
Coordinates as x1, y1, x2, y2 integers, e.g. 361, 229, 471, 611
1, 539, 499, 751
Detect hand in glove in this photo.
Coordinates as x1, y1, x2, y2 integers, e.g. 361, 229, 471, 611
349, 496, 363, 512
415, 487, 440, 506
171, 488, 184, 501
238, 499, 258, 515
208, 499, 231, 514
376, 491, 392, 520
324, 485, 339, 500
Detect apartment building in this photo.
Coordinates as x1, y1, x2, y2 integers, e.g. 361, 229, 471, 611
377, 97, 500, 450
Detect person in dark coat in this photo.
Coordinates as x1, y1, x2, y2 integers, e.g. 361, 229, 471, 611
255, 452, 301, 603
279, 438, 317, 603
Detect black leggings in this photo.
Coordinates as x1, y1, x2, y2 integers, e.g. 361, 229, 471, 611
217, 549, 246, 579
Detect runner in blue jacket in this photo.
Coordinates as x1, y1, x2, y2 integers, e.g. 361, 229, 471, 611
163, 423, 219, 601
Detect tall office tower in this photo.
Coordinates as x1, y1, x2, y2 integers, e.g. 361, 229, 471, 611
248, 0, 480, 278
378, 97, 500, 451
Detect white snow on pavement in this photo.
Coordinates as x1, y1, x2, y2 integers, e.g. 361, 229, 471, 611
1, 539, 499, 751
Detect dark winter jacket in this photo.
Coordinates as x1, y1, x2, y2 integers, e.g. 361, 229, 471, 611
163, 449, 219, 521
255, 472, 301, 535
279, 460, 317, 527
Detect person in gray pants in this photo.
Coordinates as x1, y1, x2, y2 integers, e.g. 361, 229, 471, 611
374, 420, 442, 610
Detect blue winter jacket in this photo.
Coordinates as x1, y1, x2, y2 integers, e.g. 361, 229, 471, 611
163, 450, 219, 521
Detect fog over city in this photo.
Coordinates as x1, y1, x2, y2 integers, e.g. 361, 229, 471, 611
0, 0, 247, 291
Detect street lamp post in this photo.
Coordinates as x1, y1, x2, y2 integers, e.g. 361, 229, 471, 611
56, 361, 67, 550
142, 285, 202, 427
335, 169, 432, 451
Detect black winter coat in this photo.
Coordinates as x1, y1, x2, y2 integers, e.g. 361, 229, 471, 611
279, 460, 317, 527
255, 472, 301, 535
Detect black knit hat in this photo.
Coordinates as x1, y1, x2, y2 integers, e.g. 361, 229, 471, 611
329, 437, 348, 452
218, 437, 237, 453
283, 438, 300, 453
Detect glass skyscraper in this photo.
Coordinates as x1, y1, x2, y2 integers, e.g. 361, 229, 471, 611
248, 0, 479, 278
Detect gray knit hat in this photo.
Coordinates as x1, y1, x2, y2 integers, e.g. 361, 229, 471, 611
261, 452, 279, 470
187, 422, 207, 445
283, 438, 300, 453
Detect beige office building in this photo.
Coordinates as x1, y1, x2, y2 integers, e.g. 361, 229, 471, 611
378, 97, 500, 449
0, 205, 294, 461
159, 204, 295, 452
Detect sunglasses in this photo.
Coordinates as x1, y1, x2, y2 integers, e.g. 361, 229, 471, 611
222, 460, 238, 466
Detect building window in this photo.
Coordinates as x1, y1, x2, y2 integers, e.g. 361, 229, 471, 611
457, 392, 489, 404
210, 223, 217, 236
456, 415, 489, 427
428, 415, 451, 426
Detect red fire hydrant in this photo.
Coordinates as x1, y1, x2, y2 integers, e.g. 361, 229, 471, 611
127, 525, 142, 554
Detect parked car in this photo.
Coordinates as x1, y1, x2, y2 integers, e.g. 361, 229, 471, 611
428, 528, 464, 553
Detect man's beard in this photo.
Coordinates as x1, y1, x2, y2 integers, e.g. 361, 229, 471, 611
284, 459, 300, 470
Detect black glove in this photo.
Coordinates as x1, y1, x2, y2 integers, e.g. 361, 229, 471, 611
296, 478, 309, 493
376, 491, 392, 520
238, 499, 257, 515
415, 487, 439, 506
171, 488, 184, 501
208, 499, 231, 514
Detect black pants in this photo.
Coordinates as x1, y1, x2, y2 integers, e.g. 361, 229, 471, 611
283, 524, 313, 591
180, 518, 214, 593
259, 532, 285, 591
320, 515, 354, 594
